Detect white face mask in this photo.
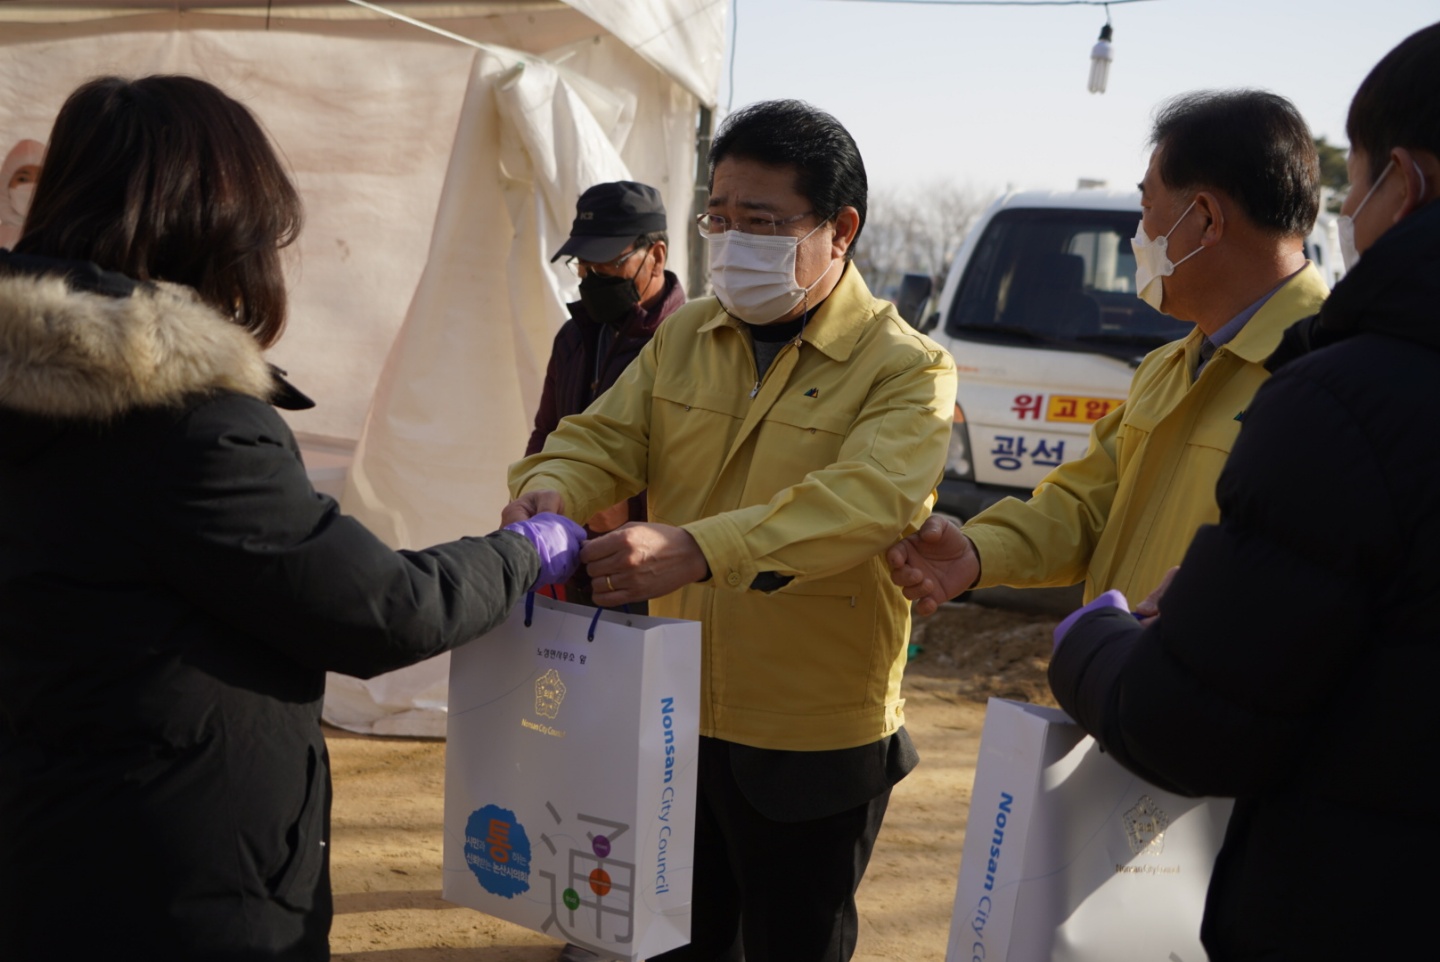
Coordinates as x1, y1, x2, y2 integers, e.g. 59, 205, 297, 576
1131, 199, 1204, 312
705, 220, 837, 324
1, 183, 33, 227
1337, 159, 1425, 272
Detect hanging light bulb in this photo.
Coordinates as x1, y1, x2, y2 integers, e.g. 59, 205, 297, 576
1088, 22, 1114, 94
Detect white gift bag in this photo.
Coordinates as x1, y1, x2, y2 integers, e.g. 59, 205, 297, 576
945, 698, 1233, 962
443, 594, 701, 960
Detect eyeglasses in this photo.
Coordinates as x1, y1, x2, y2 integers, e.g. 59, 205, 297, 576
564, 244, 645, 277
695, 210, 816, 237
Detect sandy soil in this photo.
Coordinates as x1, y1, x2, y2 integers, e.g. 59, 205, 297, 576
327, 602, 1059, 962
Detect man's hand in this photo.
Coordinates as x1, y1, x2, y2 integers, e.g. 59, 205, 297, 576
582, 522, 709, 606
886, 515, 980, 617
501, 490, 565, 526
1133, 565, 1179, 625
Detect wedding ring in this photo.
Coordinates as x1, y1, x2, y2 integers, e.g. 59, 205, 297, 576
606, 576, 615, 592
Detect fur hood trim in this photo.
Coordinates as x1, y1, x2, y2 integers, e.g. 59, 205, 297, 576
0, 271, 273, 420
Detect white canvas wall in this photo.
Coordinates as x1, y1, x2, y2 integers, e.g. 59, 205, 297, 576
0, 2, 723, 736
0, 3, 720, 444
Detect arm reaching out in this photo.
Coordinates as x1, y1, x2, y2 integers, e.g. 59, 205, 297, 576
886, 515, 981, 616
501, 489, 566, 526
503, 513, 587, 588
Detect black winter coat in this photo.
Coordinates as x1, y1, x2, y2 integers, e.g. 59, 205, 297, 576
1049, 201, 1440, 960
0, 253, 538, 961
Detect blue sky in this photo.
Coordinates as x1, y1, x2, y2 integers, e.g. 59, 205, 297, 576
718, 0, 1438, 196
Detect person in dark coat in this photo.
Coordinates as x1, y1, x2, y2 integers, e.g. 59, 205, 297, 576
529, 181, 686, 535
1047, 22, 1440, 961
0, 75, 582, 962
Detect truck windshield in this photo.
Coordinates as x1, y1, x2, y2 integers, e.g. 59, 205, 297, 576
944, 208, 1190, 363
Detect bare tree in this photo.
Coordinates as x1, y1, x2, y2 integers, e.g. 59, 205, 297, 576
851, 189, 912, 297
854, 180, 997, 299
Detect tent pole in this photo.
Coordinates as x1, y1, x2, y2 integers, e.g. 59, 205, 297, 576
687, 104, 714, 298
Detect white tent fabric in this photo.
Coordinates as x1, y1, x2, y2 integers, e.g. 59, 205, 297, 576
0, 19, 477, 441
326, 50, 636, 736
0, 2, 722, 443
343, 50, 639, 551
0, 2, 726, 104
0, 2, 724, 737
566, 0, 728, 105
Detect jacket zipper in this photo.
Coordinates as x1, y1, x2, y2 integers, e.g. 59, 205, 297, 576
749, 335, 803, 399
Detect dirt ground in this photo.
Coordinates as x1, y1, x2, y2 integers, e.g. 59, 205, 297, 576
327, 602, 1059, 962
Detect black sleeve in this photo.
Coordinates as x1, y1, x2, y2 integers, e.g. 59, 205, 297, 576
526, 329, 567, 457
145, 393, 540, 679
1051, 366, 1398, 798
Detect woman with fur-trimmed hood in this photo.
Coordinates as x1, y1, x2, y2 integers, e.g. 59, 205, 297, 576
0, 76, 581, 960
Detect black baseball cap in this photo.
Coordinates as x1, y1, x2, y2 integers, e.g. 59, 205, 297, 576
550, 181, 668, 263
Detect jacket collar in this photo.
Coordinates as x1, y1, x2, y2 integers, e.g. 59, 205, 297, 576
1166, 261, 1330, 365
0, 250, 279, 420
1269, 202, 1440, 371
1308, 201, 1440, 351
698, 262, 879, 361
568, 269, 686, 342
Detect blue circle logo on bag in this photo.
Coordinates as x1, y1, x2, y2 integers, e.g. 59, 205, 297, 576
464, 804, 532, 897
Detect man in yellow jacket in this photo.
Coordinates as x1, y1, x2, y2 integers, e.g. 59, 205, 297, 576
505, 100, 956, 962
890, 90, 1330, 614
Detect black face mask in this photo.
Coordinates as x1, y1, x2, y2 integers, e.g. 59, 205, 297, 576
578, 270, 642, 329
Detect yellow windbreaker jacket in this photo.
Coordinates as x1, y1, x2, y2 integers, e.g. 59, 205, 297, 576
510, 266, 957, 751
965, 264, 1329, 603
